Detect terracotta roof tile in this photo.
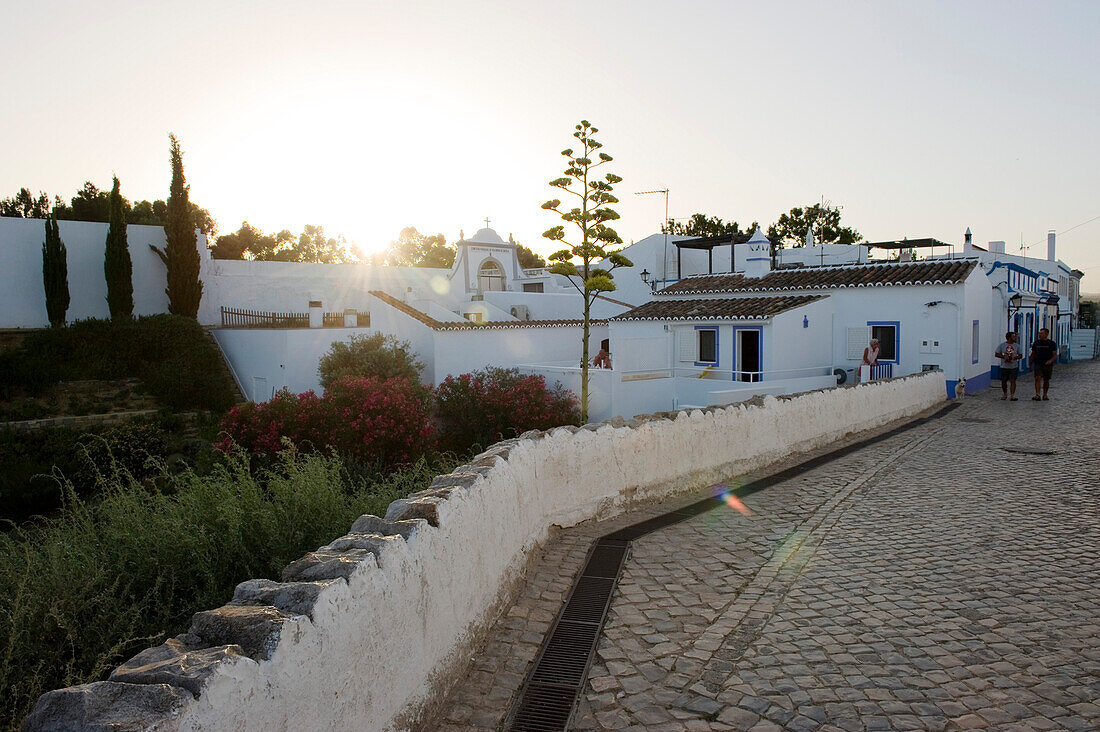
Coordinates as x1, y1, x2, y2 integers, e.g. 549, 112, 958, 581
658, 259, 978, 295
369, 291, 605, 331
611, 295, 826, 321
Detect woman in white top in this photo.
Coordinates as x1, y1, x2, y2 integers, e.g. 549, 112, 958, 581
860, 338, 880, 382
862, 338, 880, 367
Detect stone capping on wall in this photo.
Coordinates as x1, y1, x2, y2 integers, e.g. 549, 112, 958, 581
23, 370, 947, 732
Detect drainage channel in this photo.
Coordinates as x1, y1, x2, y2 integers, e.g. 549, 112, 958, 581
504, 401, 959, 731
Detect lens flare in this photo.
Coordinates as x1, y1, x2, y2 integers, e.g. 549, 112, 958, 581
718, 487, 752, 516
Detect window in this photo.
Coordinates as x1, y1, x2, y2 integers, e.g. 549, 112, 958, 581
697, 329, 717, 364
868, 322, 898, 362
972, 320, 980, 364
478, 261, 505, 291
522, 282, 544, 293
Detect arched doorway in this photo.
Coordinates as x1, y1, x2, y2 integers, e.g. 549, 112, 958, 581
478, 260, 505, 291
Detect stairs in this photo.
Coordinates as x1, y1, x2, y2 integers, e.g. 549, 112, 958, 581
202, 327, 248, 404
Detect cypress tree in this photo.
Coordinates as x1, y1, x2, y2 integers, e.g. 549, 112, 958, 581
104, 176, 134, 319
151, 133, 203, 317
42, 215, 70, 328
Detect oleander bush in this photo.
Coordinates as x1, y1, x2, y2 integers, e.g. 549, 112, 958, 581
218, 376, 433, 469
0, 449, 460, 732
435, 366, 579, 453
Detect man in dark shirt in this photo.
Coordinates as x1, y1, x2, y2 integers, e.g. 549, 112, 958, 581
1030, 328, 1058, 400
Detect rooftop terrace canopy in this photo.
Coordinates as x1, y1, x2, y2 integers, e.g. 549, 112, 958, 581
864, 238, 952, 249
673, 232, 774, 275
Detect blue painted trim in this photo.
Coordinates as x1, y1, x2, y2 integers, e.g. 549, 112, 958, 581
694, 325, 718, 367
967, 370, 991, 393
867, 320, 901, 364
972, 320, 980, 364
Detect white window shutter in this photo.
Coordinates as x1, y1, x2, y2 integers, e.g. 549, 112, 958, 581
678, 328, 696, 362
847, 326, 871, 360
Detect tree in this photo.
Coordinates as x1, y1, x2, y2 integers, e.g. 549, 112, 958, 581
542, 120, 632, 422
515, 242, 546, 268
662, 213, 759, 238
317, 333, 424, 391
41, 215, 69, 328
0, 188, 53, 218
767, 202, 862, 248
151, 134, 203, 318
104, 176, 134, 320
379, 226, 455, 268
66, 181, 111, 222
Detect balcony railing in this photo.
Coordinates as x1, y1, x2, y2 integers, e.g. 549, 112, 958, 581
220, 306, 369, 329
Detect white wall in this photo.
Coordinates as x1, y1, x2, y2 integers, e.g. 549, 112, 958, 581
212, 328, 380, 400
25, 372, 947, 732
0, 217, 186, 328
435, 325, 608, 386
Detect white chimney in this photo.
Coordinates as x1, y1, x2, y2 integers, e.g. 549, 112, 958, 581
742, 227, 773, 278
963, 227, 973, 253
989, 241, 1005, 254
308, 296, 323, 328
1047, 230, 1056, 262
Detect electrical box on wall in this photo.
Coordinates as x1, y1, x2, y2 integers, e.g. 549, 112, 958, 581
919, 338, 942, 354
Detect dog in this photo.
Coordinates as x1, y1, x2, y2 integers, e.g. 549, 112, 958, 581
954, 377, 966, 399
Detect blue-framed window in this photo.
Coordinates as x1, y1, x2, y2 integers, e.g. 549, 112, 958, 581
972, 320, 980, 364
694, 326, 718, 366
868, 321, 900, 363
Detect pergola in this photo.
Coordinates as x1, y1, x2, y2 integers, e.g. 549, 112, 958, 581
672, 232, 758, 277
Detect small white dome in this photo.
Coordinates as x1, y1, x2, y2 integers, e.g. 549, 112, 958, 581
468, 227, 506, 246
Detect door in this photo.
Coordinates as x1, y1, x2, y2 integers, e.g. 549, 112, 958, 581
737, 329, 761, 382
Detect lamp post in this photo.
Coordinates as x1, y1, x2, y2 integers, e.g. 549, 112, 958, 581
1008, 293, 1023, 330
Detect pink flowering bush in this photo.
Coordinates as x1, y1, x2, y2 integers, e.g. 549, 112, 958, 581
435, 367, 579, 453
218, 376, 432, 469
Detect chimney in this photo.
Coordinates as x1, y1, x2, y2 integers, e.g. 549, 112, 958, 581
1047, 230, 1056, 262
963, 227, 972, 253
988, 241, 1005, 254
742, 227, 773, 278
308, 297, 323, 328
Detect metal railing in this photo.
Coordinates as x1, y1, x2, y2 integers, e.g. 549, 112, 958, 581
220, 306, 369, 329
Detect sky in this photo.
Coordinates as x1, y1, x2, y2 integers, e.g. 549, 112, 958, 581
3, 1, 1098, 287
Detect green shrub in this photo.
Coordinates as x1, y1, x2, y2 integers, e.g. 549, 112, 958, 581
0, 449, 461, 731
0, 315, 236, 411
0, 421, 176, 524
317, 333, 424, 391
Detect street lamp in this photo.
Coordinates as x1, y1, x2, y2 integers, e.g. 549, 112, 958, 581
1008, 292, 1023, 330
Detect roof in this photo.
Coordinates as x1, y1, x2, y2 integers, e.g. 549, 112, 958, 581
657, 260, 979, 295
462, 228, 508, 246
865, 238, 952, 249
369, 291, 606, 331
611, 295, 826, 321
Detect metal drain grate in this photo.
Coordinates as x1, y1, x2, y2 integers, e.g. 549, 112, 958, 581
504, 401, 960, 731
509, 683, 578, 732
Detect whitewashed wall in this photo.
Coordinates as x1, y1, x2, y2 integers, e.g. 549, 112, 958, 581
432, 325, 608, 386
0, 217, 197, 328
24, 371, 947, 732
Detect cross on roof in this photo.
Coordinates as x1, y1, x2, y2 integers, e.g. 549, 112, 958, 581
484, 217, 491, 228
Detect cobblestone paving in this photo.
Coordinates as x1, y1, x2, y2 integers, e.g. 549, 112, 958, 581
432, 361, 1100, 731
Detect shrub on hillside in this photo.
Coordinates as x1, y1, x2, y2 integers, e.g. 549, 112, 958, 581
0, 315, 237, 411
435, 367, 579, 453
0, 450, 460, 731
218, 377, 432, 469
0, 420, 174, 524
317, 333, 424, 391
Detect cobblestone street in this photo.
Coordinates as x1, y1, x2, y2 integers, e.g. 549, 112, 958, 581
433, 361, 1100, 732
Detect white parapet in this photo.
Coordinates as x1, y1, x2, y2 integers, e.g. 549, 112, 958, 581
24, 371, 947, 732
